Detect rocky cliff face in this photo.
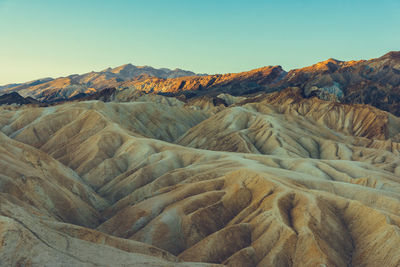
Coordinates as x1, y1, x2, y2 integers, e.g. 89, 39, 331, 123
1, 88, 400, 266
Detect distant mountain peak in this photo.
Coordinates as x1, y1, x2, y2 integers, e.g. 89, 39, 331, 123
0, 63, 203, 102
2, 51, 400, 110
109, 63, 136, 73
382, 51, 400, 60
322, 58, 342, 64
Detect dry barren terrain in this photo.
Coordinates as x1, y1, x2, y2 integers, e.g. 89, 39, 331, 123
1, 87, 400, 266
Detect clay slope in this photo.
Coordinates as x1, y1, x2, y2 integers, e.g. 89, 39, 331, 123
1, 91, 400, 266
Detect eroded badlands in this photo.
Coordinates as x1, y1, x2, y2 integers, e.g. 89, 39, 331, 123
1, 89, 400, 266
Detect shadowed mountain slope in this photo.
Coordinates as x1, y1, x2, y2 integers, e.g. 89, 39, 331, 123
0, 92, 40, 105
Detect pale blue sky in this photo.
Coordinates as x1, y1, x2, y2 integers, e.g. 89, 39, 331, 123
0, 0, 399, 84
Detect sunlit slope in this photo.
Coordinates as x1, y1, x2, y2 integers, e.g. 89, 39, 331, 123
1, 92, 400, 266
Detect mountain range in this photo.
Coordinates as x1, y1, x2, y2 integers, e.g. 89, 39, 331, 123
2, 51, 400, 117
1, 52, 400, 266
0, 64, 201, 102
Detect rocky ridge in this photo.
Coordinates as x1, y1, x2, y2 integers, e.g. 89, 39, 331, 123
2, 52, 400, 118
0, 64, 201, 102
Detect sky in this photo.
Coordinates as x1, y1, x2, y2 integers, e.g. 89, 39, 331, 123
0, 0, 399, 85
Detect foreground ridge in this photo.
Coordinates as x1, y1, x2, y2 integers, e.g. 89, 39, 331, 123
1, 88, 400, 266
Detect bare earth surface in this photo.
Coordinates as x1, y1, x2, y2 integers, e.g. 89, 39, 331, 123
1, 87, 400, 266
2, 52, 400, 119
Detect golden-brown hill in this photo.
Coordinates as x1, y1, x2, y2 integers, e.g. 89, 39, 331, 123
1, 89, 400, 266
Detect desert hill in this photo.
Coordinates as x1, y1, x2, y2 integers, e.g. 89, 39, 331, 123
1, 87, 400, 266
